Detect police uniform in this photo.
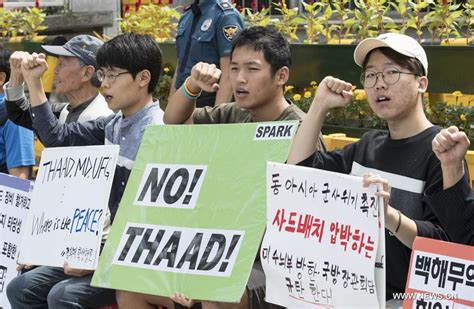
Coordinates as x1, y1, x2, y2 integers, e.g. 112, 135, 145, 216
175, 0, 244, 107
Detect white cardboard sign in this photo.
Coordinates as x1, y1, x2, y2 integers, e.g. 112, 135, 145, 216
0, 173, 32, 309
261, 162, 385, 308
19, 145, 119, 269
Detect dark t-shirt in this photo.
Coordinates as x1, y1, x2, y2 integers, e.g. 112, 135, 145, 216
298, 125, 448, 300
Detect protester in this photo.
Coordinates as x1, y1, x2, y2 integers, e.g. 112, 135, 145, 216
4, 35, 113, 129
168, 0, 244, 107
0, 46, 34, 179
118, 26, 324, 309
6, 33, 164, 309
287, 33, 449, 300
5, 35, 116, 294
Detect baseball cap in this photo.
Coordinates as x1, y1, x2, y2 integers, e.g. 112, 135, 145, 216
354, 33, 428, 76
42, 35, 103, 69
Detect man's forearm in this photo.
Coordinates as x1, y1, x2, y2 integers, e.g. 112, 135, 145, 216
167, 66, 178, 102
441, 162, 465, 190
163, 83, 196, 124
4, 82, 27, 105
5, 97, 34, 130
287, 105, 328, 164
26, 79, 47, 107
8, 72, 24, 87
386, 206, 418, 249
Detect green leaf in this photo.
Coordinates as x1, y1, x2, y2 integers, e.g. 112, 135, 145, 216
292, 17, 305, 24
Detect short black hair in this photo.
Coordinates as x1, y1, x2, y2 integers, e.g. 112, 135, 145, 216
0, 46, 12, 82
96, 33, 162, 93
230, 26, 291, 75
363, 47, 425, 76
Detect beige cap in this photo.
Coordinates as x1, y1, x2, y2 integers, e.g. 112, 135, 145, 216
354, 33, 428, 76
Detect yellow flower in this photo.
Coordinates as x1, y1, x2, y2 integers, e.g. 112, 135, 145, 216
304, 91, 312, 99
353, 89, 367, 101
163, 67, 170, 73
293, 94, 301, 101
284, 85, 294, 93
460, 114, 467, 122
310, 81, 317, 88
452, 91, 463, 97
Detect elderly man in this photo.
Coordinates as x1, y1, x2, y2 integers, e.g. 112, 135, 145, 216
4, 34, 113, 128
4, 35, 115, 309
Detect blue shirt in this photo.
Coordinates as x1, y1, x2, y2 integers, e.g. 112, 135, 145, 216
175, 0, 244, 88
31, 100, 164, 220
0, 93, 35, 173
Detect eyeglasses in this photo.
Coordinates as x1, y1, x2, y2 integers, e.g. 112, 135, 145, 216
96, 70, 129, 83
360, 67, 419, 88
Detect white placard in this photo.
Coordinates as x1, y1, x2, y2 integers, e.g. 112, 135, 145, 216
0, 173, 32, 309
403, 237, 474, 308
409, 251, 473, 302
19, 145, 119, 269
261, 162, 385, 308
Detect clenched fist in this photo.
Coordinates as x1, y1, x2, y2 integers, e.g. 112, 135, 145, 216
187, 62, 222, 94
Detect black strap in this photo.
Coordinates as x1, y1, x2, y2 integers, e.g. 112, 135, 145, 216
179, 1, 202, 74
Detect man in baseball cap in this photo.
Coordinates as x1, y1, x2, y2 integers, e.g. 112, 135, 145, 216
42, 34, 102, 70
4, 34, 112, 128
288, 32, 448, 302
354, 32, 428, 76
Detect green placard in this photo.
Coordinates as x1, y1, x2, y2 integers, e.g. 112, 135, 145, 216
92, 122, 298, 302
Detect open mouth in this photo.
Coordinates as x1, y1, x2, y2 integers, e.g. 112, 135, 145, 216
376, 96, 390, 103
104, 95, 113, 102
235, 88, 249, 98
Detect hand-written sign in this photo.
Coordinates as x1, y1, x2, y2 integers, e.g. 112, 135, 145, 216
19, 145, 119, 269
262, 162, 384, 308
0, 173, 32, 309
39, 155, 113, 184
403, 237, 474, 309
134, 164, 207, 209
29, 208, 103, 236
114, 223, 244, 277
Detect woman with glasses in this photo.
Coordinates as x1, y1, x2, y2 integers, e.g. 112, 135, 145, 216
288, 33, 453, 301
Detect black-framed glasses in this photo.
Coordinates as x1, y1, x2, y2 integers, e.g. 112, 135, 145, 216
360, 67, 418, 88
96, 70, 129, 83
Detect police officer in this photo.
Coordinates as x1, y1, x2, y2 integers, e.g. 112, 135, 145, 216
169, 0, 244, 107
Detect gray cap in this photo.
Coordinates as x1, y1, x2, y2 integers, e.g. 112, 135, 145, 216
42, 35, 103, 69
